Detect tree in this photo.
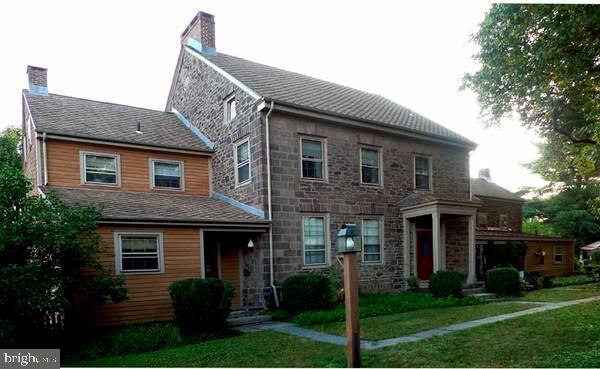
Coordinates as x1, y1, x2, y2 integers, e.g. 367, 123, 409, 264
0, 168, 127, 346
0, 127, 21, 170
463, 4, 600, 170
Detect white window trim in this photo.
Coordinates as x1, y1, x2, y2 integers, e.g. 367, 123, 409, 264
234, 137, 251, 187
413, 155, 433, 191
149, 158, 185, 191
300, 136, 328, 182
302, 214, 331, 267
113, 231, 165, 275
553, 245, 565, 264
80, 151, 121, 187
224, 94, 236, 123
362, 216, 385, 264
359, 146, 383, 187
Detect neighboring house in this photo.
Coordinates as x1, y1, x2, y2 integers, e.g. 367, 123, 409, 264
472, 169, 574, 277
21, 66, 269, 325
166, 11, 481, 308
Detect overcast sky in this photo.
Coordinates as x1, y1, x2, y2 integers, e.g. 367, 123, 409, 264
0, 0, 549, 191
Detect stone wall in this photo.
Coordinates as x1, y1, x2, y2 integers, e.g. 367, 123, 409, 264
268, 112, 471, 290
478, 197, 523, 232
444, 216, 469, 275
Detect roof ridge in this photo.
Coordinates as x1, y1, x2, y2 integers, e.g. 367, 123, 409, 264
24, 90, 174, 115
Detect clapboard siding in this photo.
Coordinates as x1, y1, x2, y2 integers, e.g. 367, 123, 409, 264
525, 240, 574, 277
45, 140, 209, 195
82, 226, 202, 326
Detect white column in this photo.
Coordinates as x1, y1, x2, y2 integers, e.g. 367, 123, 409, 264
432, 210, 441, 272
467, 214, 476, 284
440, 218, 446, 271
403, 216, 411, 281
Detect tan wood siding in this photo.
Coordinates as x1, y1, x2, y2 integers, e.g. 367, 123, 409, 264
45, 140, 209, 195
82, 226, 202, 326
525, 240, 574, 277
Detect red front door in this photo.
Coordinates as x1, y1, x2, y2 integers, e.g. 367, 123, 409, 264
416, 230, 433, 280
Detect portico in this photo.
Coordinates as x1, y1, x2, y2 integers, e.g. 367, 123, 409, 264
401, 195, 480, 285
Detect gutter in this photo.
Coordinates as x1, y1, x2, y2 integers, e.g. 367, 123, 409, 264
42, 132, 48, 185
264, 101, 279, 307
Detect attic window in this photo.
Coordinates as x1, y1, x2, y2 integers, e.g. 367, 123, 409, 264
225, 95, 237, 122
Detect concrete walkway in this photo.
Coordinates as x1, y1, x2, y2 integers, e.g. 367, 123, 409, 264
237, 296, 600, 350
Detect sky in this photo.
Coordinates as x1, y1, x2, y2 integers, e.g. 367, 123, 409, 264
0, 0, 549, 192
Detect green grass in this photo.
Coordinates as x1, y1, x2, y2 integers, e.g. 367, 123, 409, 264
517, 283, 600, 302
309, 302, 537, 340
363, 301, 600, 368
65, 330, 346, 368
552, 274, 596, 287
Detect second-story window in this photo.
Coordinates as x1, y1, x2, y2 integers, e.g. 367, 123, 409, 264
499, 214, 509, 228
82, 152, 119, 185
414, 156, 431, 190
301, 138, 326, 180
234, 138, 251, 186
225, 95, 236, 122
151, 159, 183, 190
361, 148, 381, 185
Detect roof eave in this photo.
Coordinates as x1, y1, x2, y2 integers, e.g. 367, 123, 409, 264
261, 98, 478, 150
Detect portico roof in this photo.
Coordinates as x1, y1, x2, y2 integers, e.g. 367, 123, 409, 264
399, 191, 481, 212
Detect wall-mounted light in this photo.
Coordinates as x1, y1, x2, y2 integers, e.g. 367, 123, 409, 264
247, 238, 254, 248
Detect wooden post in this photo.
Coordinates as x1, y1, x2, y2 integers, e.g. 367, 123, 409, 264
343, 252, 360, 368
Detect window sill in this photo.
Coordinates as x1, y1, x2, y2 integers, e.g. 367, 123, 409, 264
300, 177, 328, 184
301, 264, 329, 270
83, 182, 120, 188
360, 182, 383, 189
151, 187, 185, 192
235, 180, 251, 188
117, 270, 164, 276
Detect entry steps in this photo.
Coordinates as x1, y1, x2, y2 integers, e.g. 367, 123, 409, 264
227, 309, 272, 327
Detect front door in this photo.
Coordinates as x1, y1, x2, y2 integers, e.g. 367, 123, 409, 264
416, 229, 433, 280
203, 237, 242, 308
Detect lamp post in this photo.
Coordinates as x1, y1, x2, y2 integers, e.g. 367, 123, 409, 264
337, 224, 361, 368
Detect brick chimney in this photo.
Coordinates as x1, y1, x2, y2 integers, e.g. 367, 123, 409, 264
180, 11, 216, 56
27, 65, 48, 96
478, 168, 491, 182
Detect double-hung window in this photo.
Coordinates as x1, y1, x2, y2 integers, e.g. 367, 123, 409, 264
414, 156, 431, 190
303, 216, 327, 265
361, 148, 381, 185
301, 138, 325, 180
82, 152, 119, 185
362, 218, 382, 263
225, 95, 236, 122
234, 138, 251, 185
151, 159, 183, 190
554, 246, 564, 264
115, 232, 164, 274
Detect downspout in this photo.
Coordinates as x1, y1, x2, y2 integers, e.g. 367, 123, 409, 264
265, 101, 279, 307
42, 132, 48, 185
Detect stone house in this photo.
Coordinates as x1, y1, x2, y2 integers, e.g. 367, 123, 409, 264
166, 11, 482, 308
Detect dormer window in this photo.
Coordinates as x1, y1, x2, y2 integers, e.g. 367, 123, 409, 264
225, 95, 236, 122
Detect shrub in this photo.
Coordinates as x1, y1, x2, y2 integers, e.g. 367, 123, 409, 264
428, 270, 463, 298
169, 278, 234, 334
591, 250, 600, 265
281, 274, 334, 316
486, 267, 521, 296
542, 276, 554, 288
110, 323, 182, 356
292, 292, 484, 326
524, 271, 543, 290
552, 274, 595, 287
407, 276, 419, 288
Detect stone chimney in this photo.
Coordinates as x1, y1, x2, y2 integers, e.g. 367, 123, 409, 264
478, 168, 491, 182
180, 11, 216, 56
27, 65, 48, 95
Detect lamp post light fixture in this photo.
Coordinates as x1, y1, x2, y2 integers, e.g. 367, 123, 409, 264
337, 223, 361, 368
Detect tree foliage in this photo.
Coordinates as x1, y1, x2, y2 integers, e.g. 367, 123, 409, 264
0, 168, 127, 346
464, 4, 600, 147
0, 127, 21, 170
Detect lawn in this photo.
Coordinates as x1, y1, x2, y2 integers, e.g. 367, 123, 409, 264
363, 300, 600, 368
68, 301, 600, 367
309, 302, 537, 340
517, 282, 600, 302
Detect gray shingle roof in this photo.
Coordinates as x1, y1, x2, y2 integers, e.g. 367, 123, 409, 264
42, 187, 268, 225
24, 91, 212, 153
470, 178, 525, 202
205, 52, 476, 147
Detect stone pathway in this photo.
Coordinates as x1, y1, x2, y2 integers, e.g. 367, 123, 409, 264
236, 296, 600, 350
